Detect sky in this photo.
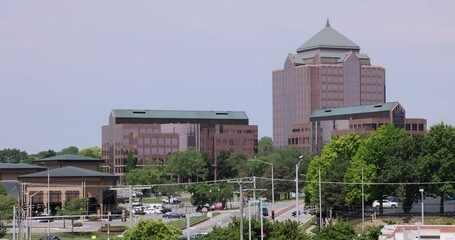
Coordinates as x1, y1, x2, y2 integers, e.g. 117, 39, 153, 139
1, 1, 455, 154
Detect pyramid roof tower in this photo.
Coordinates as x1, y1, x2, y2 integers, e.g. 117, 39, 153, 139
297, 19, 360, 53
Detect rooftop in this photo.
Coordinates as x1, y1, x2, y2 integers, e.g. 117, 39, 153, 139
0, 163, 44, 169
111, 109, 249, 120
33, 154, 102, 162
297, 19, 360, 52
19, 166, 115, 178
311, 102, 399, 119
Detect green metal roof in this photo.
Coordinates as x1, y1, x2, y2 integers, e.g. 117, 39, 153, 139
297, 20, 360, 52
0, 163, 45, 169
311, 102, 398, 118
33, 154, 102, 162
112, 109, 249, 120
19, 166, 115, 178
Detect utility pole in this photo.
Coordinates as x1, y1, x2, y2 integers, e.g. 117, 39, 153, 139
228, 178, 254, 240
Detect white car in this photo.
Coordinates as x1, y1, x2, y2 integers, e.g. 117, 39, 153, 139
372, 199, 398, 208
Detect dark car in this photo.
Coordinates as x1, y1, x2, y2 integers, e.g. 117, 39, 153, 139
38, 213, 54, 223
163, 212, 185, 219
444, 194, 455, 200
40, 236, 60, 240
292, 210, 303, 217
262, 207, 269, 216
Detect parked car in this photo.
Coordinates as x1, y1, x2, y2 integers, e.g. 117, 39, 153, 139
190, 232, 208, 239
444, 194, 455, 201
372, 199, 398, 208
210, 204, 223, 211
163, 212, 185, 219
162, 197, 182, 204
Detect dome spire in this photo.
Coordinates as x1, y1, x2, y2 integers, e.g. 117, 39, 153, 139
326, 18, 330, 27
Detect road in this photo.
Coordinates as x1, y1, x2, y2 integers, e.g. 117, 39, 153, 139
11, 199, 314, 237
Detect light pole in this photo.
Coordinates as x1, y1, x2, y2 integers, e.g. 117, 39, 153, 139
420, 188, 424, 225
40, 162, 50, 238
296, 155, 303, 223
248, 158, 275, 220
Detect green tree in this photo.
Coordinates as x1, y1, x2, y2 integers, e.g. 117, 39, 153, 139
258, 136, 274, 156
305, 134, 362, 208
0, 148, 28, 163
166, 147, 208, 182
200, 216, 273, 240
125, 150, 137, 173
123, 219, 181, 240
58, 146, 79, 155
312, 221, 356, 240
123, 167, 167, 185
420, 122, 455, 213
56, 197, 87, 232
34, 149, 57, 159
79, 146, 102, 158
216, 150, 249, 179
345, 125, 415, 214
268, 219, 309, 240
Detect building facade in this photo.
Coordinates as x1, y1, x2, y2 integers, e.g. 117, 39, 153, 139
287, 102, 426, 153
102, 109, 258, 180
273, 20, 386, 148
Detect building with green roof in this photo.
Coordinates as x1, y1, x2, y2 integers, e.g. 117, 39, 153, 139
287, 102, 426, 154
18, 166, 118, 215
273, 19, 386, 148
102, 109, 258, 180
32, 154, 102, 172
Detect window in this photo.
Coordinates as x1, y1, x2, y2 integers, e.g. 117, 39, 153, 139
412, 124, 417, 131
419, 124, 424, 131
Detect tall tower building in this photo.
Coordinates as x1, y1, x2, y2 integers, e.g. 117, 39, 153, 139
273, 20, 386, 148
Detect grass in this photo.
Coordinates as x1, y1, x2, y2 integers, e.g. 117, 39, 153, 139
17, 231, 125, 240
167, 212, 221, 229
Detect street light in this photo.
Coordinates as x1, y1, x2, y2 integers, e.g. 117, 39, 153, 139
420, 188, 424, 225
296, 155, 303, 223
248, 158, 275, 220
40, 162, 50, 238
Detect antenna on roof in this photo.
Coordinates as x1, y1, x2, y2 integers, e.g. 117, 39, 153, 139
326, 18, 330, 27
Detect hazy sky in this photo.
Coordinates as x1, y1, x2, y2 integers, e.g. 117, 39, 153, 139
1, 1, 455, 154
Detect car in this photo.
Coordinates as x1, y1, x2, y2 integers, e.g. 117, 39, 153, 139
162, 197, 181, 204
162, 212, 186, 219
444, 194, 455, 201
39, 236, 60, 240
190, 232, 208, 239
262, 207, 269, 216
292, 210, 303, 217
372, 199, 398, 208
210, 204, 223, 211
38, 213, 54, 223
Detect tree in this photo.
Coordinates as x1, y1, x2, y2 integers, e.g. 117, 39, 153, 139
123, 167, 167, 186
166, 147, 208, 182
34, 150, 57, 159
125, 150, 137, 173
56, 197, 87, 232
312, 221, 356, 240
58, 146, 79, 155
419, 122, 455, 213
79, 146, 102, 158
200, 216, 273, 240
216, 150, 249, 179
258, 136, 274, 156
305, 134, 362, 209
123, 219, 181, 240
0, 185, 17, 238
345, 125, 415, 214
267, 220, 309, 240
0, 148, 28, 163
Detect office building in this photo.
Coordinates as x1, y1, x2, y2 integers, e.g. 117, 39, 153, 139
101, 109, 258, 180
287, 102, 426, 153
273, 20, 386, 148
